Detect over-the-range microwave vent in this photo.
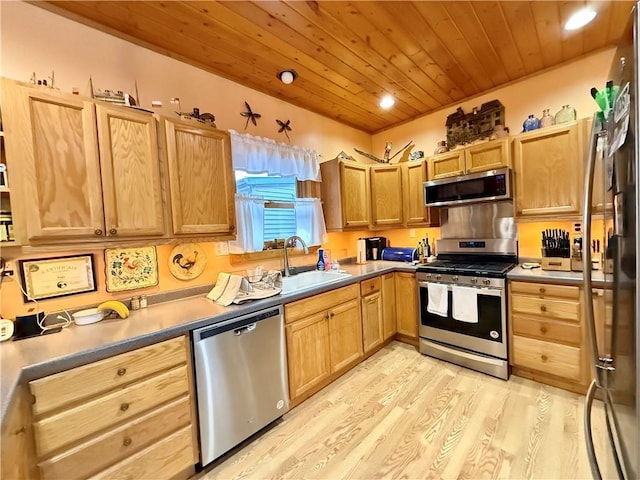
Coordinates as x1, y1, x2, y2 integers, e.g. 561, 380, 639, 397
423, 167, 512, 208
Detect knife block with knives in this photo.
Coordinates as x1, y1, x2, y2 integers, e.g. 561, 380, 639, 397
541, 228, 571, 271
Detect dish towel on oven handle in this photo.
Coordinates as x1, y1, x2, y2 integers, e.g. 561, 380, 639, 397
426, 283, 448, 317
452, 286, 478, 323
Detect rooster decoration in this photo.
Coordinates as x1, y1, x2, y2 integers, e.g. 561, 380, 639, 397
172, 250, 199, 272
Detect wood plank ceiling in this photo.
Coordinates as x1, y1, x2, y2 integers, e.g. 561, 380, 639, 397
39, 1, 635, 134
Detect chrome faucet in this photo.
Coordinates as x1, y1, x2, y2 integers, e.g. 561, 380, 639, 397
283, 235, 309, 277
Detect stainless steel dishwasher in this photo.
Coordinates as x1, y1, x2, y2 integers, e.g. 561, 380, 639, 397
192, 306, 289, 466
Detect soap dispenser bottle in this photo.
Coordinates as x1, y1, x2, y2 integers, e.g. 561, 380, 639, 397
317, 248, 326, 271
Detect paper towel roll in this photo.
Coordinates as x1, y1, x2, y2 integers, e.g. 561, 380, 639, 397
357, 239, 367, 264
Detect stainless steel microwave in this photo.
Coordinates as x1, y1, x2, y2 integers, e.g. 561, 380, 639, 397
423, 167, 512, 207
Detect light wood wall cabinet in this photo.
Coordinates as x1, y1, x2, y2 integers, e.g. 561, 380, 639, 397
509, 280, 589, 393
285, 284, 363, 405
28, 336, 197, 480
164, 118, 235, 237
370, 164, 403, 228
513, 120, 584, 218
402, 160, 440, 227
320, 159, 370, 231
6, 82, 166, 243
394, 272, 419, 340
381, 273, 397, 340
428, 138, 510, 180
361, 277, 383, 353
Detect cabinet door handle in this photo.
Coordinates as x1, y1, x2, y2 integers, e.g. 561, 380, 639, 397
539, 287, 546, 294
120, 402, 130, 412
541, 354, 548, 362
117, 368, 127, 377
325, 312, 330, 320
94, 229, 103, 236
330, 312, 335, 318
109, 228, 118, 235
540, 326, 548, 334
540, 305, 547, 312
122, 437, 132, 447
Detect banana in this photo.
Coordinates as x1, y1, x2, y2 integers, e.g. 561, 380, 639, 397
97, 300, 130, 319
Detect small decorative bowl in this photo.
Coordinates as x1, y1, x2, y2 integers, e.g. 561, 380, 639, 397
73, 308, 106, 326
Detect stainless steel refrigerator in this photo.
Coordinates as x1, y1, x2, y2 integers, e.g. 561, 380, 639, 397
583, 4, 639, 479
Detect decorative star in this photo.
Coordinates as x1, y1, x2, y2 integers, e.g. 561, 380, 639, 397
240, 101, 261, 129
276, 119, 292, 141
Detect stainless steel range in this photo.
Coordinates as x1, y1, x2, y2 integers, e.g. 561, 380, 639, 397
416, 202, 517, 379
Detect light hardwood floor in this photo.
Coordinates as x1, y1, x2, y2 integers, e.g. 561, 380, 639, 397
197, 342, 616, 480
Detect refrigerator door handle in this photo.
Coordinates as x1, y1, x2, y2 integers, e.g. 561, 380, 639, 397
582, 115, 606, 384
585, 380, 603, 480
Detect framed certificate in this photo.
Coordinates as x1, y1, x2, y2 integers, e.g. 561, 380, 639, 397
19, 255, 97, 301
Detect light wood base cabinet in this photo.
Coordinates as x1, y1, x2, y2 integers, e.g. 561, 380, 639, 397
28, 336, 197, 480
381, 273, 397, 340
361, 277, 383, 353
509, 280, 590, 394
394, 272, 419, 341
285, 284, 363, 406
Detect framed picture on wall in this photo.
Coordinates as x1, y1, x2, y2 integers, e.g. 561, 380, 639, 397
105, 246, 159, 292
18, 254, 97, 301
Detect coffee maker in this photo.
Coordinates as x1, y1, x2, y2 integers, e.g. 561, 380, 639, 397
363, 237, 388, 260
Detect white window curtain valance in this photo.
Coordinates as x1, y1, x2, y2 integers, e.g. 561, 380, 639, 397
229, 129, 321, 181
228, 194, 265, 254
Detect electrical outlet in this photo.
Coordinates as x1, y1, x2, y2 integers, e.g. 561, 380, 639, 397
409, 229, 416, 238
2, 260, 14, 277
214, 242, 229, 256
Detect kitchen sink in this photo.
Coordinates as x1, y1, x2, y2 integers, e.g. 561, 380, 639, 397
280, 270, 352, 293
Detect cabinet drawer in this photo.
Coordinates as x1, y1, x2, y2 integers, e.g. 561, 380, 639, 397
511, 315, 581, 346
89, 425, 194, 480
512, 335, 582, 381
38, 396, 192, 480
34, 365, 189, 457
30, 337, 187, 416
360, 276, 381, 295
511, 294, 580, 322
285, 284, 359, 323
509, 281, 579, 299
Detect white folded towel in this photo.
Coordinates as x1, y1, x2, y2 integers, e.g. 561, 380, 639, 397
452, 286, 478, 323
427, 283, 448, 317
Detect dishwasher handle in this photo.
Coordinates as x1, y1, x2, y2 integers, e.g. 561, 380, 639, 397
234, 323, 256, 335
193, 306, 282, 342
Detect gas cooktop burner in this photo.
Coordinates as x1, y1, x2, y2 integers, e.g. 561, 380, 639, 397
417, 260, 516, 277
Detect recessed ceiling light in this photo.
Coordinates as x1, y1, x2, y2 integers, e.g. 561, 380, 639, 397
564, 7, 597, 31
379, 95, 395, 109
277, 69, 298, 85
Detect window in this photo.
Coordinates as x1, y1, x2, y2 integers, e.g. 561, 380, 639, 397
235, 172, 297, 244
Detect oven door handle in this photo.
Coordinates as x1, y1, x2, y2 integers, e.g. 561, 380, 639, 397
418, 281, 503, 297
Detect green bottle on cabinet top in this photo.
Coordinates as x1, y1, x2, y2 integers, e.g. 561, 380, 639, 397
555, 104, 577, 124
